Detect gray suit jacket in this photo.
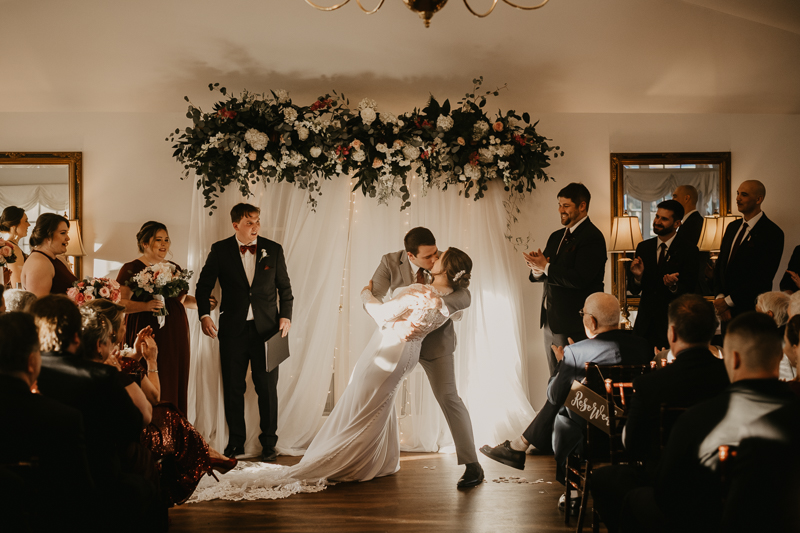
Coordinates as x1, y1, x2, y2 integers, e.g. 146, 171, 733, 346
370, 250, 471, 361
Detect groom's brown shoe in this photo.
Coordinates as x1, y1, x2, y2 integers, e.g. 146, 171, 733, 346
480, 441, 526, 470
457, 462, 484, 489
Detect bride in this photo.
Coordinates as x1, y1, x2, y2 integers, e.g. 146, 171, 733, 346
190, 247, 473, 501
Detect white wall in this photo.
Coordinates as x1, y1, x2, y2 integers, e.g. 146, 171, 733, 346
3, 111, 798, 405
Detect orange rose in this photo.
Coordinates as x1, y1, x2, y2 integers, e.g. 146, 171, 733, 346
493, 122, 504, 132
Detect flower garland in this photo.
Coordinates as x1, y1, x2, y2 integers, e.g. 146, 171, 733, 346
169, 78, 563, 217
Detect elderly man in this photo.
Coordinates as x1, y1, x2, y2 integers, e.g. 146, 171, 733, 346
480, 293, 650, 506
713, 180, 784, 330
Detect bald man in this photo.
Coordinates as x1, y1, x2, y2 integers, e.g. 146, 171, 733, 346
672, 185, 703, 248
713, 180, 784, 331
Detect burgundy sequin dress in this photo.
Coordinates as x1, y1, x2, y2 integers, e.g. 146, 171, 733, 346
118, 357, 212, 506
117, 260, 191, 415
31, 250, 77, 294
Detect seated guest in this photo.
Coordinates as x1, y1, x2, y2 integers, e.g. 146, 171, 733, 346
20, 213, 77, 297
782, 315, 800, 384
625, 312, 800, 532
480, 293, 650, 503
779, 244, 800, 293
755, 291, 793, 380
29, 294, 165, 532
85, 298, 237, 506
0, 312, 94, 532
789, 291, 800, 319
591, 294, 730, 532
3, 288, 37, 313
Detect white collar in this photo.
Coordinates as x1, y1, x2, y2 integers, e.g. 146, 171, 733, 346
741, 211, 764, 228
236, 236, 257, 247
566, 215, 588, 232
682, 209, 698, 223
658, 233, 677, 249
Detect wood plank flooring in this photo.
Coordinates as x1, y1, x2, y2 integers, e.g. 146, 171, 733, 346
169, 452, 587, 532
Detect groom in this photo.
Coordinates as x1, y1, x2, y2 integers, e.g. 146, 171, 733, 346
369, 226, 484, 488
196, 203, 294, 462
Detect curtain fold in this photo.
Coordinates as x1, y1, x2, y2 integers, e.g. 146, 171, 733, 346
0, 184, 69, 212
186, 173, 536, 457
624, 168, 718, 216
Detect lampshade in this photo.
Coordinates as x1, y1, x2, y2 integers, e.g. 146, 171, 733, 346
65, 220, 86, 257
608, 213, 643, 253
697, 212, 741, 252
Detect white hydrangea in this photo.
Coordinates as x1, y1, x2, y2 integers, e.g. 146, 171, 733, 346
244, 129, 269, 151
283, 107, 298, 124
360, 107, 377, 126
473, 121, 490, 141
380, 112, 397, 125
274, 89, 290, 104
402, 145, 420, 160
464, 164, 481, 180
436, 115, 454, 132
309, 146, 322, 158
296, 126, 309, 141
500, 144, 515, 157
358, 98, 377, 111
478, 148, 494, 164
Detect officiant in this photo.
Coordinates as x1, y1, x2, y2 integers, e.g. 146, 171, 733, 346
196, 203, 294, 463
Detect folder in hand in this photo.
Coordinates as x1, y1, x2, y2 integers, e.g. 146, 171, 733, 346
266, 332, 290, 372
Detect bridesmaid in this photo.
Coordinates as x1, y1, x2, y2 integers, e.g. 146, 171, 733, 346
20, 213, 76, 297
117, 221, 200, 416
0, 206, 31, 288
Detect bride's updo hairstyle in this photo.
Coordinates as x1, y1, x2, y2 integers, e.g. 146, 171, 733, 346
439, 247, 473, 291
29, 213, 69, 247
136, 221, 168, 253
0, 206, 25, 232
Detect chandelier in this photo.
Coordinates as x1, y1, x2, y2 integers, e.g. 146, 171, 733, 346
304, 0, 551, 28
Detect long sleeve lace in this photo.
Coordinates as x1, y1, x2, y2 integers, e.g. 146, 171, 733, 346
361, 284, 449, 335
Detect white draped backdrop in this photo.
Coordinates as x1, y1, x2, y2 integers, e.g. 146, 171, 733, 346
185, 173, 537, 457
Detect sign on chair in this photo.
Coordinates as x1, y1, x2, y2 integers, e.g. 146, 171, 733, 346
565, 380, 623, 435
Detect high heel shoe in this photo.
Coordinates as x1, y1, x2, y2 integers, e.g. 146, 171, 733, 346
208, 455, 237, 480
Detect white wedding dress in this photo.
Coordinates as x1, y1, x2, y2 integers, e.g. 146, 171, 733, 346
189, 284, 449, 502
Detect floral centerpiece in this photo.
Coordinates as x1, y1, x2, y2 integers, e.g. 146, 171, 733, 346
0, 238, 18, 267
67, 277, 121, 305
126, 263, 193, 324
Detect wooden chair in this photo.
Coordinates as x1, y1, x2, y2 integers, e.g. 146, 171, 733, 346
564, 362, 651, 532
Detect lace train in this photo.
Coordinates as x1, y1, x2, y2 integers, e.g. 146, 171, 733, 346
188, 461, 329, 502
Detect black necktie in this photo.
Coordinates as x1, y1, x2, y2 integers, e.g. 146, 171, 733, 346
729, 222, 749, 261
240, 244, 256, 255
658, 243, 667, 266
416, 269, 427, 284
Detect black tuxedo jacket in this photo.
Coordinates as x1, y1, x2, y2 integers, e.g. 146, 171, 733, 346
628, 236, 699, 350
530, 217, 607, 334
713, 214, 784, 316
779, 244, 800, 292
196, 235, 293, 340
624, 346, 729, 466
675, 211, 703, 249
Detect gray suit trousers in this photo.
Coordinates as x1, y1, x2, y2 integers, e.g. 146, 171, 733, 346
418, 353, 478, 465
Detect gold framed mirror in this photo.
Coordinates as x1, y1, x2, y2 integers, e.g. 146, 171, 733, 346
610, 152, 732, 311
0, 152, 84, 278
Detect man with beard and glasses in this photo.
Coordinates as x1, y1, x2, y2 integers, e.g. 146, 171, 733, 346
628, 199, 699, 352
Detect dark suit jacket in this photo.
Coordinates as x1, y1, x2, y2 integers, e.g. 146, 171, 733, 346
675, 211, 703, 249
628, 236, 699, 350
36, 352, 143, 488
656, 379, 799, 532
713, 214, 784, 316
196, 235, 293, 340
779, 244, 800, 292
624, 346, 729, 466
530, 217, 607, 334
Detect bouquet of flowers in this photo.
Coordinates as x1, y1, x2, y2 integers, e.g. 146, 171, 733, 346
67, 277, 122, 305
126, 262, 193, 322
0, 238, 18, 267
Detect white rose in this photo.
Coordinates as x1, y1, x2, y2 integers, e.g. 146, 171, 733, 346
402, 145, 420, 160
352, 149, 366, 162
436, 115, 454, 132
275, 89, 290, 104
244, 128, 268, 151
283, 108, 298, 124
309, 146, 322, 158
360, 107, 377, 126
297, 127, 309, 141
478, 148, 494, 163
375, 143, 388, 153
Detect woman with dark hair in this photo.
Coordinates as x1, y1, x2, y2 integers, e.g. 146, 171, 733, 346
81, 298, 236, 506
116, 221, 205, 415
20, 213, 76, 297
0, 206, 30, 288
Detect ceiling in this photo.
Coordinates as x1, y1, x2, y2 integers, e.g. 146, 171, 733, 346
1, 0, 799, 114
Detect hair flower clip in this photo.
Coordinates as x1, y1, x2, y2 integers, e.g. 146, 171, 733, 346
452, 270, 466, 282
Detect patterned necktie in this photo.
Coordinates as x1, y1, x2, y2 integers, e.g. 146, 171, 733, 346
240, 244, 256, 255
416, 268, 427, 284
729, 222, 749, 261
658, 242, 667, 266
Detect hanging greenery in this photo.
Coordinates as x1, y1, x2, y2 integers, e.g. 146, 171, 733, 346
168, 78, 563, 216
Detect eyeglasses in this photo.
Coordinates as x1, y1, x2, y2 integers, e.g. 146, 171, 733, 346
579, 310, 593, 318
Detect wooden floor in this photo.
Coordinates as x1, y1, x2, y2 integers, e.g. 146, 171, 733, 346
169, 452, 594, 532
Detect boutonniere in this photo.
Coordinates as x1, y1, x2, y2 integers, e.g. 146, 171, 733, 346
260, 249, 270, 270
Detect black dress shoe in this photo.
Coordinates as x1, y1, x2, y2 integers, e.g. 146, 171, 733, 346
223, 444, 244, 459
457, 462, 484, 489
479, 441, 526, 470
260, 447, 278, 462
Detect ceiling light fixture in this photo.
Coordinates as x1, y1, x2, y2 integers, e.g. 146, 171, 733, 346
305, 0, 550, 28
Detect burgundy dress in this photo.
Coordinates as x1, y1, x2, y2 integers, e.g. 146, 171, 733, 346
118, 357, 212, 506
117, 260, 191, 416
31, 249, 77, 294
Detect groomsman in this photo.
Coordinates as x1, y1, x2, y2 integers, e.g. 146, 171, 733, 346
713, 180, 784, 329
672, 185, 703, 247
628, 199, 699, 351
524, 183, 607, 377
196, 203, 294, 461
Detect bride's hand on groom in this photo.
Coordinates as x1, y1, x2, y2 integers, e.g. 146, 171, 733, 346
201, 316, 218, 339
406, 286, 441, 310
392, 320, 424, 341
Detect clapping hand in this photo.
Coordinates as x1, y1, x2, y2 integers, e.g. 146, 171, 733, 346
630, 256, 644, 281
523, 249, 548, 274
787, 270, 800, 290
663, 272, 679, 289
135, 326, 158, 364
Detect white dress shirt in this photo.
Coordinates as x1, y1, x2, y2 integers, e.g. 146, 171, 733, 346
237, 237, 257, 321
